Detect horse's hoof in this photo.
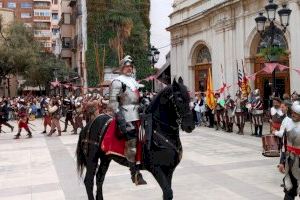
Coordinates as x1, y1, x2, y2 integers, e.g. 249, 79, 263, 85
134, 173, 147, 186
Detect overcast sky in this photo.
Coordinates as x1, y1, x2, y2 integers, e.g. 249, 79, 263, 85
150, 0, 173, 68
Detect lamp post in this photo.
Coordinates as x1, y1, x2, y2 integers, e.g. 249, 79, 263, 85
148, 46, 160, 92
255, 0, 291, 97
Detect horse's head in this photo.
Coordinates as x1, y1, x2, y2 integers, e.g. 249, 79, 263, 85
170, 77, 195, 133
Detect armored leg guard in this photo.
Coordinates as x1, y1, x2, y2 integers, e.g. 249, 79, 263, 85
125, 139, 147, 186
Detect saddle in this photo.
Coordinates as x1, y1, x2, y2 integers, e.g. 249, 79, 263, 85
101, 114, 153, 163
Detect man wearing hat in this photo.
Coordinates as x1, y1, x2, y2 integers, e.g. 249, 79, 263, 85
251, 89, 264, 137
281, 101, 300, 199
108, 55, 147, 185
224, 94, 235, 132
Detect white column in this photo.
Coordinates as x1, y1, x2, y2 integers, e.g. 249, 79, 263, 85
288, 2, 300, 93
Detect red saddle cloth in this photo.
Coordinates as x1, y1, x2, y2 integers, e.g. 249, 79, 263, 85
101, 118, 142, 163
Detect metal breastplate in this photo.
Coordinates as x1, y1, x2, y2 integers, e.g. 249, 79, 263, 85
120, 86, 140, 122
287, 126, 300, 148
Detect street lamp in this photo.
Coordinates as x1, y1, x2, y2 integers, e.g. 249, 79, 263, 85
254, 0, 292, 97
148, 46, 160, 92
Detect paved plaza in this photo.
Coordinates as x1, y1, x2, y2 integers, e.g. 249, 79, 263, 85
0, 119, 285, 200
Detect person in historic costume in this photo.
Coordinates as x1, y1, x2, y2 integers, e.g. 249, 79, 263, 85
0, 99, 14, 133
47, 99, 62, 137
41, 98, 52, 134
108, 55, 147, 185
235, 91, 247, 135
251, 89, 264, 137
272, 101, 291, 174
281, 101, 300, 199
62, 98, 75, 133
270, 97, 285, 133
14, 99, 32, 139
214, 93, 225, 131
224, 94, 235, 132
73, 100, 84, 135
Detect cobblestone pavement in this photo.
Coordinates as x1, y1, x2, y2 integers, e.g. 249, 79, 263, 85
0, 119, 284, 200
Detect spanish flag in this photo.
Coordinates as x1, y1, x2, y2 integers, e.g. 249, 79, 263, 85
206, 68, 216, 109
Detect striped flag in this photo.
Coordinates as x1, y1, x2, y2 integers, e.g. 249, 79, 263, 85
238, 68, 243, 89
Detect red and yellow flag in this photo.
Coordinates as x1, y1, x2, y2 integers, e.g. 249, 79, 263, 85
206, 68, 216, 109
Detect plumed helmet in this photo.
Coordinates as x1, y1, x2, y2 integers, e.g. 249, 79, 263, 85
292, 101, 300, 114
120, 55, 133, 67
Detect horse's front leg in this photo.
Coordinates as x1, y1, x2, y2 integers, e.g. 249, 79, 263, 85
96, 156, 111, 200
150, 166, 173, 200
84, 157, 98, 200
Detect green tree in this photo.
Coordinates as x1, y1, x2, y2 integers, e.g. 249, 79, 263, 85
23, 53, 69, 91
86, 0, 152, 88
0, 22, 40, 84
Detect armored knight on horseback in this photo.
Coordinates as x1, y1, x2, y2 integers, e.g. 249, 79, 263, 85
108, 55, 147, 185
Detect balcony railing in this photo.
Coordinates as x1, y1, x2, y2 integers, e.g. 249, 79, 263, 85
33, 16, 51, 21
35, 26, 51, 30
33, 5, 50, 9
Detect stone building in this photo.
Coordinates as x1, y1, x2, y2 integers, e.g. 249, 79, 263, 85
167, 0, 300, 106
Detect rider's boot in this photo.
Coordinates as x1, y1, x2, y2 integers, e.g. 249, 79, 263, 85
125, 139, 147, 185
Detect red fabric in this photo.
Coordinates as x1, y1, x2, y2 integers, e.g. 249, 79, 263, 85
287, 145, 300, 155
272, 122, 281, 131
263, 63, 278, 74
18, 120, 29, 130
101, 119, 142, 162
44, 116, 52, 126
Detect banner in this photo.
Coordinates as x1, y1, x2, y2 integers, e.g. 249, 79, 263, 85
206, 68, 216, 109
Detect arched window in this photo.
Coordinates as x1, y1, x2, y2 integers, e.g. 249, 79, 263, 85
257, 27, 288, 53
196, 46, 211, 64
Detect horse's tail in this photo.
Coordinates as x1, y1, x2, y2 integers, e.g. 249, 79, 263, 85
76, 128, 87, 177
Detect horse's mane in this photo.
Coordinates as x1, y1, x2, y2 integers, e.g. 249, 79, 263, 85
146, 85, 172, 113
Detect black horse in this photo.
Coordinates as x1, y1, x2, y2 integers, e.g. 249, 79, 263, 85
76, 77, 195, 200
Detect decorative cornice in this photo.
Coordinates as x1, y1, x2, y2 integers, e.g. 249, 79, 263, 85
214, 17, 236, 33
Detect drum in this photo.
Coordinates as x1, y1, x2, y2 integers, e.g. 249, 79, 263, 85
262, 134, 280, 157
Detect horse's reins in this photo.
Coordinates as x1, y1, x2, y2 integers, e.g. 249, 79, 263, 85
152, 92, 184, 154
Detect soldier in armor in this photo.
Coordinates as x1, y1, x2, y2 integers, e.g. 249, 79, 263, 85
14, 99, 32, 139
41, 99, 52, 134
224, 94, 235, 132
235, 91, 247, 135
62, 98, 75, 133
281, 101, 300, 199
108, 55, 147, 185
73, 100, 84, 135
251, 89, 264, 137
214, 93, 225, 131
47, 99, 62, 137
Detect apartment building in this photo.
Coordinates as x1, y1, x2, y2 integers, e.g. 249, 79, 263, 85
59, 0, 87, 89
0, 0, 61, 53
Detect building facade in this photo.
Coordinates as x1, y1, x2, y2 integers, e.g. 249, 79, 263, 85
0, 0, 61, 53
167, 0, 300, 106
58, 0, 87, 90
